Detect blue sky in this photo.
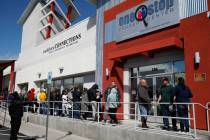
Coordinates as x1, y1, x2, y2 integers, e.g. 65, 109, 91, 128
0, 0, 96, 59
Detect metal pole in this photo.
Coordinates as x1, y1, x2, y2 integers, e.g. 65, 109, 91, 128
53, 102, 55, 116
135, 102, 137, 130
207, 103, 209, 131
45, 85, 51, 140
192, 104, 197, 138
72, 103, 74, 119
97, 102, 100, 124
188, 104, 191, 134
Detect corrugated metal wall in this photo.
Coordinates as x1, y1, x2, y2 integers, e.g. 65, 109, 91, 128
179, 0, 208, 19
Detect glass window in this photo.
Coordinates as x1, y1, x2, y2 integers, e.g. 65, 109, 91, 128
53, 80, 62, 88
131, 68, 138, 77
74, 77, 84, 84
64, 78, 73, 89
173, 61, 185, 73
139, 62, 173, 76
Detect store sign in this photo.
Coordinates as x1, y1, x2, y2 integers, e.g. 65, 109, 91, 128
116, 0, 180, 42
43, 33, 82, 54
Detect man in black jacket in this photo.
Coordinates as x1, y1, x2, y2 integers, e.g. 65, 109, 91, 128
172, 77, 193, 132
9, 91, 24, 140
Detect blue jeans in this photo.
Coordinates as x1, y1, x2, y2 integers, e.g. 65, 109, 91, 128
162, 105, 170, 127
41, 103, 47, 115
177, 105, 189, 131
139, 105, 149, 120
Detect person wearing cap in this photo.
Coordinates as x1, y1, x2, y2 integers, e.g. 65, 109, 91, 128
157, 77, 177, 131
9, 92, 24, 140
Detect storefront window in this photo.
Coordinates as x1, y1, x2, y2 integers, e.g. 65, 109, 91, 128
74, 77, 84, 85
64, 78, 73, 89
139, 62, 173, 76
53, 80, 62, 89
173, 61, 185, 73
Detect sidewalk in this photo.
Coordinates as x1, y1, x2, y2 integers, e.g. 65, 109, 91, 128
3, 119, 92, 140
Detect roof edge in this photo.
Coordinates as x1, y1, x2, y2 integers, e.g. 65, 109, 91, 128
17, 0, 41, 25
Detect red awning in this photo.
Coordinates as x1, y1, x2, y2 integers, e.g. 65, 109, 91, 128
108, 37, 183, 59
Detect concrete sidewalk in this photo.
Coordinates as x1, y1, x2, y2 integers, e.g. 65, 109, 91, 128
2, 119, 92, 140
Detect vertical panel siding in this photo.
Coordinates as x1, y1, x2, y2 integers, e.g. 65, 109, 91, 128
104, 0, 125, 11
104, 20, 116, 44
179, 0, 208, 19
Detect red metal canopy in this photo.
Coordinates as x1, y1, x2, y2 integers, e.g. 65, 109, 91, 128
108, 37, 183, 60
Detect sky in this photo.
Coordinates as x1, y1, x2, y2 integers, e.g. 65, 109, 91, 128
0, 0, 96, 60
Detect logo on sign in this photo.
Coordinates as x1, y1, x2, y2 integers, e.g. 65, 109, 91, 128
119, 0, 175, 27
135, 5, 148, 26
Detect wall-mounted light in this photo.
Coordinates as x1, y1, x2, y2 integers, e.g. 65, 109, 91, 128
194, 52, 200, 69
37, 72, 41, 78
59, 67, 64, 74
207, 11, 210, 18
105, 68, 109, 77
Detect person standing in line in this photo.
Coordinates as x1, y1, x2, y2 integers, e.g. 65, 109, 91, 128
72, 86, 82, 119
9, 92, 24, 140
81, 88, 89, 120
136, 79, 151, 128
157, 77, 177, 131
62, 89, 69, 116
107, 87, 119, 124
87, 84, 98, 121
104, 82, 120, 123
39, 90, 47, 114
172, 77, 193, 133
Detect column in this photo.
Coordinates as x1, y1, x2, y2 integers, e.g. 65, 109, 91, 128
9, 62, 15, 93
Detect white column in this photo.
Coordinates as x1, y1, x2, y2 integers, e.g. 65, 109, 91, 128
123, 68, 130, 120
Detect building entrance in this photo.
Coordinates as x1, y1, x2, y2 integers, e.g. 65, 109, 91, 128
129, 61, 185, 118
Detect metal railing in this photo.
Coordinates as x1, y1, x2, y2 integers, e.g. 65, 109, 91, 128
1, 100, 210, 138
206, 102, 210, 132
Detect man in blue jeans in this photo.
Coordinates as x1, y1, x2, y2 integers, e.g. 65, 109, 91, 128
157, 77, 177, 131
172, 77, 193, 132
136, 79, 151, 128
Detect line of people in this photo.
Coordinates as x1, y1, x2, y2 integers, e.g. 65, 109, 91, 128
137, 77, 193, 132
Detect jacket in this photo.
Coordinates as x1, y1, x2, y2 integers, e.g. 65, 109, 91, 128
9, 93, 24, 118
172, 84, 193, 103
136, 85, 151, 104
107, 88, 118, 109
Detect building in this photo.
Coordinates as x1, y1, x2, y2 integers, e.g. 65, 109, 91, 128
94, 0, 210, 129
3, 0, 96, 94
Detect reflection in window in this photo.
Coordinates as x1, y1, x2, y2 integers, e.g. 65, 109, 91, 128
74, 77, 84, 84
173, 61, 185, 73
139, 62, 173, 76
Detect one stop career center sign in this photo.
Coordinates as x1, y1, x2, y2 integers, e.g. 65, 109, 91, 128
116, 0, 180, 42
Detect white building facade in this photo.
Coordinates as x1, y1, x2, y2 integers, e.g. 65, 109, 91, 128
14, 0, 96, 94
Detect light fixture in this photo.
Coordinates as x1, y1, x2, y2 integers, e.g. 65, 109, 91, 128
195, 52, 200, 64
37, 72, 41, 78
59, 67, 64, 74
105, 68, 109, 77
194, 52, 200, 69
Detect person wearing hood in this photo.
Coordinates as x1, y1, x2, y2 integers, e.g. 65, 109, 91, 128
9, 91, 24, 140
172, 77, 193, 132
